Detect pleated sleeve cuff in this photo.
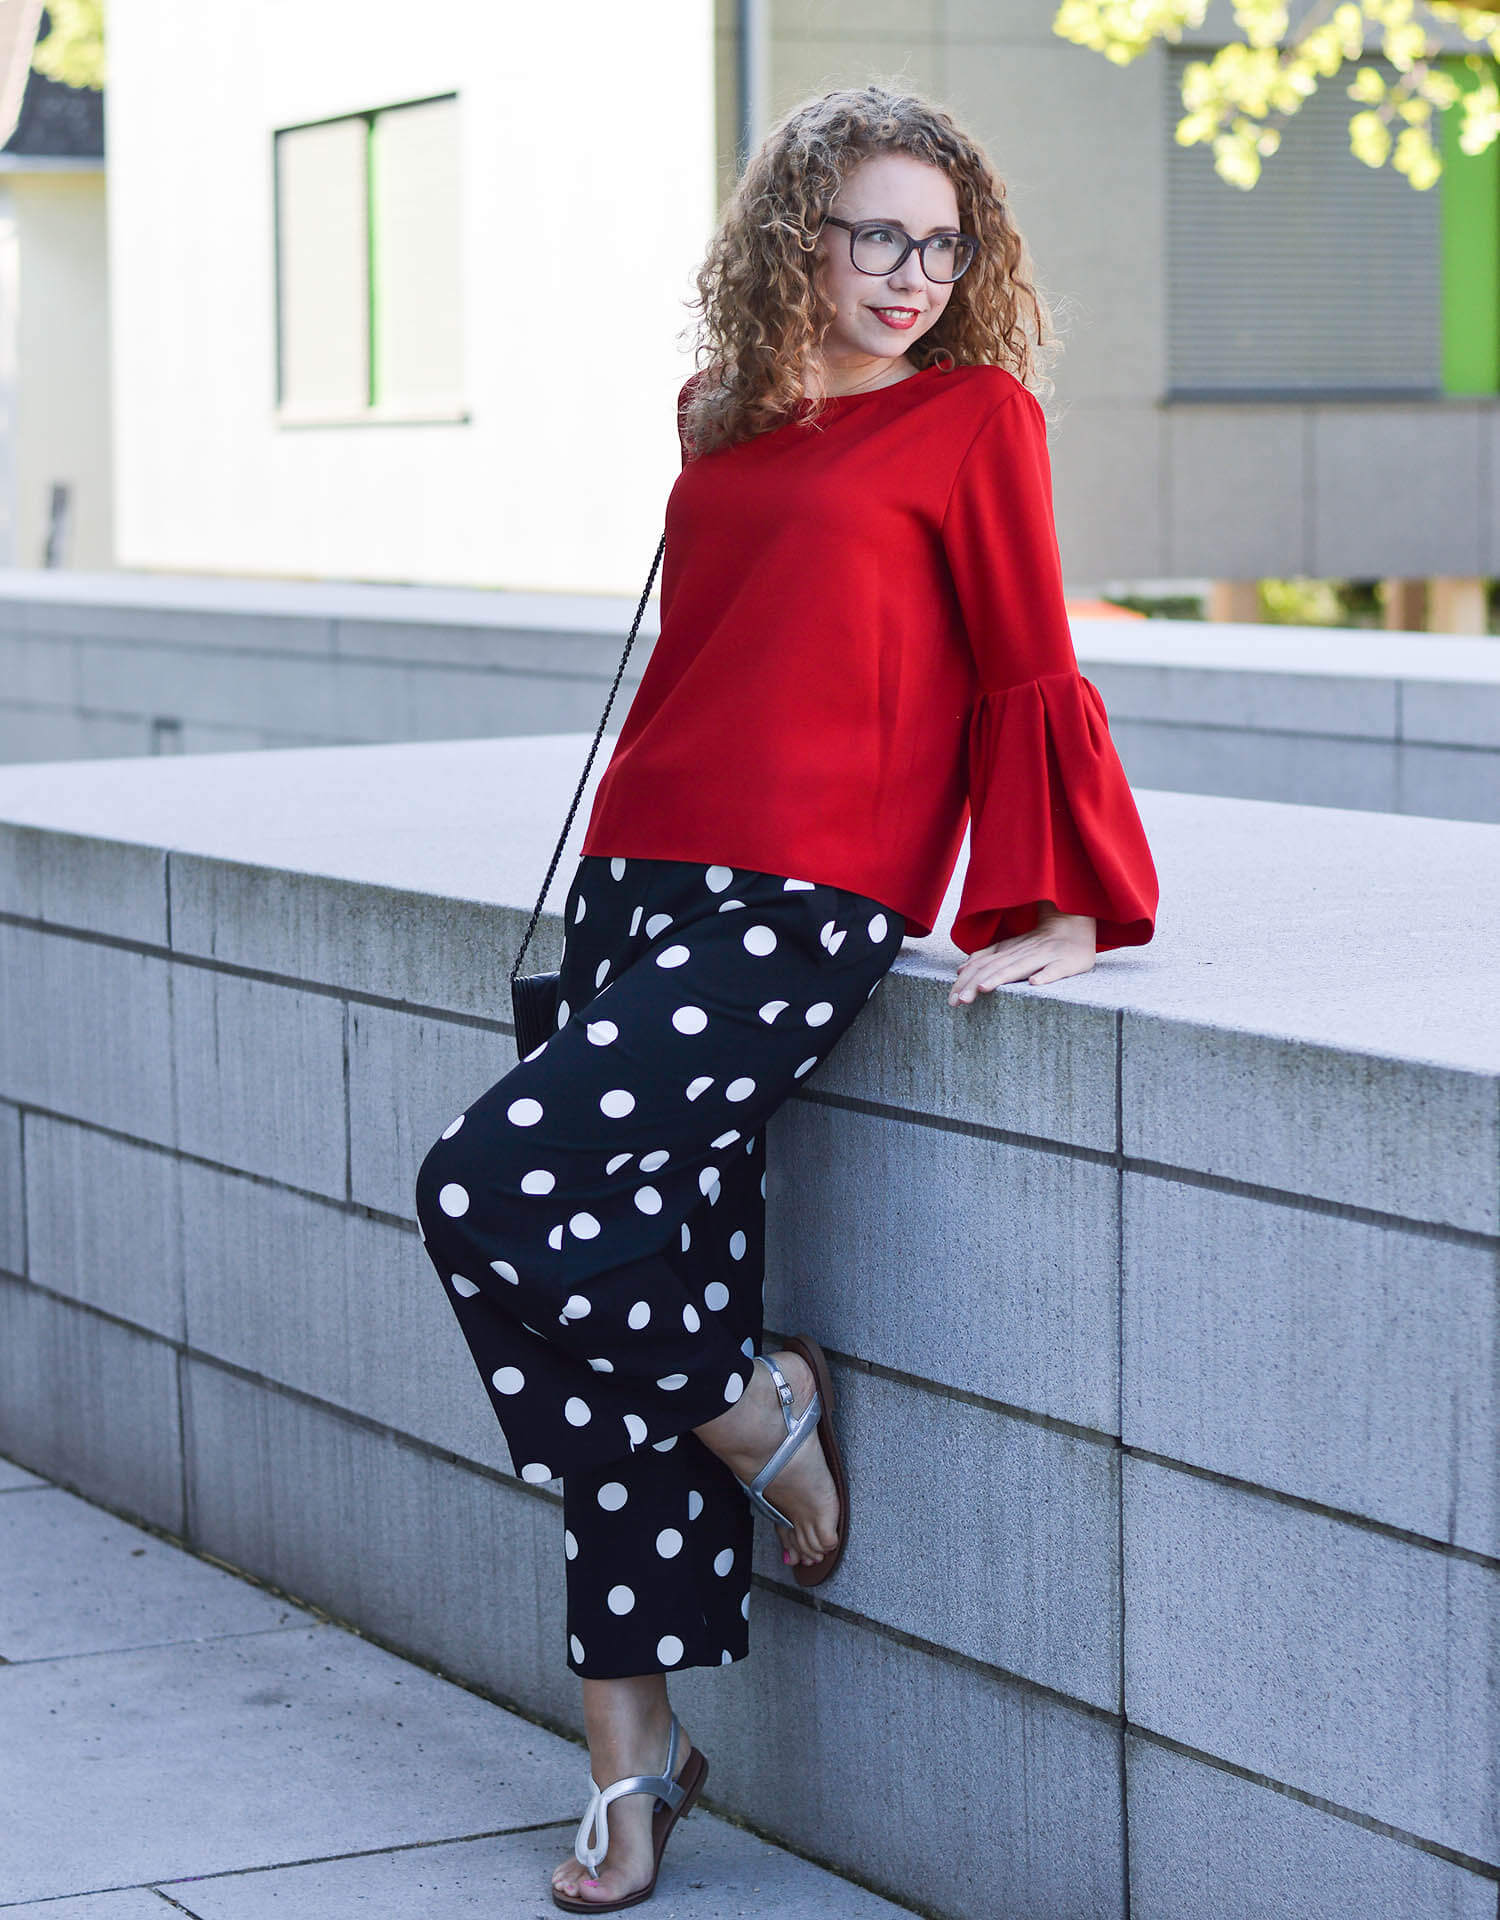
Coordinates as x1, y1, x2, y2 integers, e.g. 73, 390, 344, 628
950, 670, 1160, 956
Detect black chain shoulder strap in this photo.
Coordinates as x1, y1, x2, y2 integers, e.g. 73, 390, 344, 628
508, 528, 667, 984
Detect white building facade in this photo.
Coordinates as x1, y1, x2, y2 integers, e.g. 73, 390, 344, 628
107, 0, 715, 592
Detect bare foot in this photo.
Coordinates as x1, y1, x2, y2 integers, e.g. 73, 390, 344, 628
694, 1349, 839, 1569
551, 1679, 688, 1907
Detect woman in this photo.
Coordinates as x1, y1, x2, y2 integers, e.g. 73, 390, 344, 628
415, 82, 1157, 1913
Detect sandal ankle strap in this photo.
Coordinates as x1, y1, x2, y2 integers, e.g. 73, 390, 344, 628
736, 1354, 822, 1530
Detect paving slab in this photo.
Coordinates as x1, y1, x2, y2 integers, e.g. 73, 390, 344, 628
155, 1819, 911, 1918
0, 1896, 180, 1918
0, 1452, 45, 1491
0, 1484, 298, 1662
0, 1624, 583, 1903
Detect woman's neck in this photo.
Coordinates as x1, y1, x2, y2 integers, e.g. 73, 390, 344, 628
804, 351, 918, 399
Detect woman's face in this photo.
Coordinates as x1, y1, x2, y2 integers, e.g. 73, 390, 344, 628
810, 152, 963, 386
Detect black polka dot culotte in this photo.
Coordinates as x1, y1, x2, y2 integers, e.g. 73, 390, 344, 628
414, 854, 905, 1680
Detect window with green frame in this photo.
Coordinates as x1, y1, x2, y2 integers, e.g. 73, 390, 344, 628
1439, 56, 1500, 395
274, 94, 464, 422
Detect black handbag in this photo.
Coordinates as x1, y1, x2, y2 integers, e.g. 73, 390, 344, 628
508, 530, 667, 1061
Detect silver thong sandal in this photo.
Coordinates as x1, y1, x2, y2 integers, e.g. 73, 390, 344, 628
735, 1334, 849, 1589
552, 1712, 708, 1914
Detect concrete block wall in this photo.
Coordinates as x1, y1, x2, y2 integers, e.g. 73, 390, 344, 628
1, 570, 1498, 827
0, 739, 1495, 1919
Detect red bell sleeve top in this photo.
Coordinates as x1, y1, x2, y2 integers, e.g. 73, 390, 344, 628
580, 361, 1158, 953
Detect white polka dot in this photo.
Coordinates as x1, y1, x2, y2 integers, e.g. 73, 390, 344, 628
645, 912, 673, 938
820, 919, 836, 949
598, 1482, 628, 1511
722, 1650, 733, 1664
705, 864, 733, 892
725, 1077, 756, 1102
656, 944, 691, 969
688, 1490, 704, 1520
438, 1183, 469, 1217
658, 1372, 689, 1391
606, 1151, 633, 1174
507, 1097, 544, 1126
794, 1057, 818, 1078
868, 912, 889, 941
629, 905, 643, 936
683, 1303, 701, 1332
652, 1435, 679, 1452
657, 1635, 684, 1666
758, 1000, 789, 1023
624, 1412, 648, 1444
640, 1149, 670, 1172
570, 1634, 585, 1662
717, 899, 746, 912
729, 1230, 747, 1260
587, 1020, 618, 1046
490, 1257, 519, 1283
634, 1185, 662, 1214
743, 925, 777, 956
783, 877, 815, 890
681, 1223, 692, 1252
827, 929, 847, 953
714, 1548, 735, 1576
760, 1173, 768, 1197
706, 1179, 722, 1204
742, 1336, 755, 1356
556, 1000, 571, 1028
611, 857, 627, 880
672, 1005, 708, 1035
805, 1003, 833, 1027
657, 1527, 684, 1558
524, 1043, 547, 1062
588, 1356, 614, 1372
741, 1594, 751, 1620
704, 1281, 730, 1312
600, 1088, 636, 1118
569, 1212, 600, 1240
627, 1301, 651, 1330
521, 1463, 552, 1484
441, 1114, 464, 1139
547, 1225, 564, 1250
450, 1273, 480, 1297
724, 1371, 745, 1403
564, 1396, 592, 1426
698, 1166, 720, 1196
607, 1584, 635, 1615
492, 1366, 525, 1394
574, 894, 587, 923
520, 1168, 555, 1195
711, 1128, 741, 1149
561, 1294, 592, 1320
595, 958, 611, 988
564, 1529, 578, 1559
685, 1076, 714, 1100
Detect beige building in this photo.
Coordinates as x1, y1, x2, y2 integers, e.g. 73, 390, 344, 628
713, 3, 1496, 630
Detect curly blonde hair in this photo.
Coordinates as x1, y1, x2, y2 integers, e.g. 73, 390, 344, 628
680, 81, 1058, 458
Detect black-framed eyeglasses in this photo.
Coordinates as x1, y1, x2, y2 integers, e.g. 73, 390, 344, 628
819, 215, 978, 284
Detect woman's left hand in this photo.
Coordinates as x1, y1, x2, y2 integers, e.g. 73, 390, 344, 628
948, 903, 1097, 1004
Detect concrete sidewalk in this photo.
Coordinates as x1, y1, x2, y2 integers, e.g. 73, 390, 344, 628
0, 1454, 913, 1918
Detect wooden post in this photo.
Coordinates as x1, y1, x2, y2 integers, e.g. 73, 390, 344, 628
1207, 580, 1262, 622
1428, 577, 1490, 636
1381, 579, 1428, 632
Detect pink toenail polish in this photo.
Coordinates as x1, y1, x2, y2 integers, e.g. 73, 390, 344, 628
782, 1550, 791, 1564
